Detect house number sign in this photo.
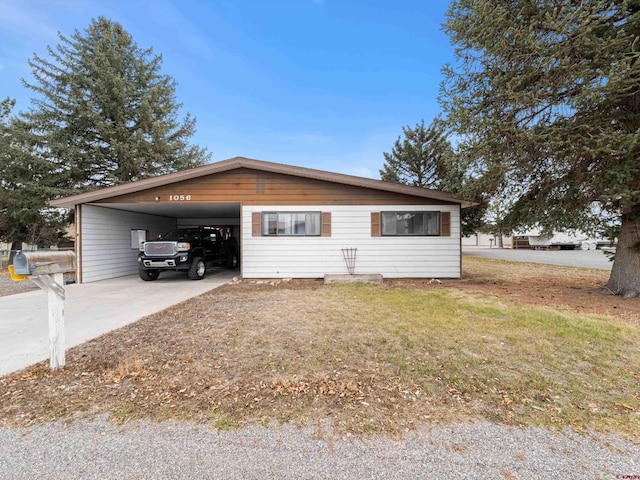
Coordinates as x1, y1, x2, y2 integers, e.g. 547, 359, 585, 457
168, 195, 192, 201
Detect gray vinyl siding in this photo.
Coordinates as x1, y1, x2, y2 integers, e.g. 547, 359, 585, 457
81, 205, 175, 283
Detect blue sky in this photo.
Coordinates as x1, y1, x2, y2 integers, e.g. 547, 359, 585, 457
0, 0, 454, 179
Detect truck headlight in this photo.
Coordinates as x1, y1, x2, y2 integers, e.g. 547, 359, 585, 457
177, 242, 190, 252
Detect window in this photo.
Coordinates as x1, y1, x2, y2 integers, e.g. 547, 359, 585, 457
253, 212, 331, 237
381, 212, 441, 236
262, 212, 321, 236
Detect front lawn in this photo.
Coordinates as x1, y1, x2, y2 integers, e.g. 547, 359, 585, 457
1, 262, 638, 440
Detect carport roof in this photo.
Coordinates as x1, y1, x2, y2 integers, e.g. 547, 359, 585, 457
49, 156, 474, 208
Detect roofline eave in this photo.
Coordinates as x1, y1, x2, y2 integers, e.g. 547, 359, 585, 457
48, 156, 469, 208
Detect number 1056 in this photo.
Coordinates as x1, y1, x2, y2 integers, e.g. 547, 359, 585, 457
169, 195, 191, 201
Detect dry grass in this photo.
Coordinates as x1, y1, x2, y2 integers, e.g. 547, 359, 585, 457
1, 258, 639, 440
460, 255, 610, 288
452, 256, 639, 322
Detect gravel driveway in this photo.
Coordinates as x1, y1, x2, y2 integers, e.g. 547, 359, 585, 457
0, 419, 638, 479
463, 246, 613, 270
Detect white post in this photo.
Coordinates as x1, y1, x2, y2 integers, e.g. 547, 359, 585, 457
48, 272, 65, 370
29, 272, 66, 370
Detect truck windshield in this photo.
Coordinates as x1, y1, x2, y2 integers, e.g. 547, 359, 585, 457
159, 229, 199, 241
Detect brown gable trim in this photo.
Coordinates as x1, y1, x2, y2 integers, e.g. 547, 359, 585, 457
100, 169, 454, 206
49, 157, 473, 208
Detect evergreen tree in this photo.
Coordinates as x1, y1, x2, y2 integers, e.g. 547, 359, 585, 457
381, 117, 487, 236
441, 0, 640, 298
0, 98, 68, 257
21, 16, 209, 190
381, 118, 452, 189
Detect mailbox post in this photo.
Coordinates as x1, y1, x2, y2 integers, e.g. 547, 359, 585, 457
11, 251, 76, 371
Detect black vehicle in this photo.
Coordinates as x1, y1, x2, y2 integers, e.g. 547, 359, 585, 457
138, 226, 238, 281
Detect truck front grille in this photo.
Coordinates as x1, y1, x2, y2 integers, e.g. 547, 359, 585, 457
143, 242, 176, 256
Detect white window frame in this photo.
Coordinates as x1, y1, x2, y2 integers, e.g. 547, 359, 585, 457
381, 211, 441, 236
262, 212, 322, 236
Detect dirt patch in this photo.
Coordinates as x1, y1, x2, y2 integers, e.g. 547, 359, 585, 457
0, 269, 38, 296
390, 257, 639, 323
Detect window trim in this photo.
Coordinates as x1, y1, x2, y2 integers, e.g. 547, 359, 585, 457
261, 211, 323, 236
321, 212, 332, 237
371, 212, 381, 237
376, 211, 450, 237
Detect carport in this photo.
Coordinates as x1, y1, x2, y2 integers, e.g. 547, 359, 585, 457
72, 201, 240, 284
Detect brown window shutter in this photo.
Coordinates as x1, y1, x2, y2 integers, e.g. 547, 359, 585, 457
440, 211, 451, 236
252, 212, 262, 236
321, 212, 331, 237
371, 212, 381, 237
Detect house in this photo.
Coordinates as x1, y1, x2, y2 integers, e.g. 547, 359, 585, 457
48, 157, 472, 284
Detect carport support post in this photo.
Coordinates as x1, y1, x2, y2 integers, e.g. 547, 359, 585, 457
29, 273, 66, 370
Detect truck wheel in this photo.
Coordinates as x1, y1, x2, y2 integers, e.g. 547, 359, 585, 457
139, 268, 159, 281
188, 257, 206, 280
226, 251, 238, 270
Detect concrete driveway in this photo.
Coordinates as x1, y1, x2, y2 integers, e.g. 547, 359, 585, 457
0, 269, 235, 377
